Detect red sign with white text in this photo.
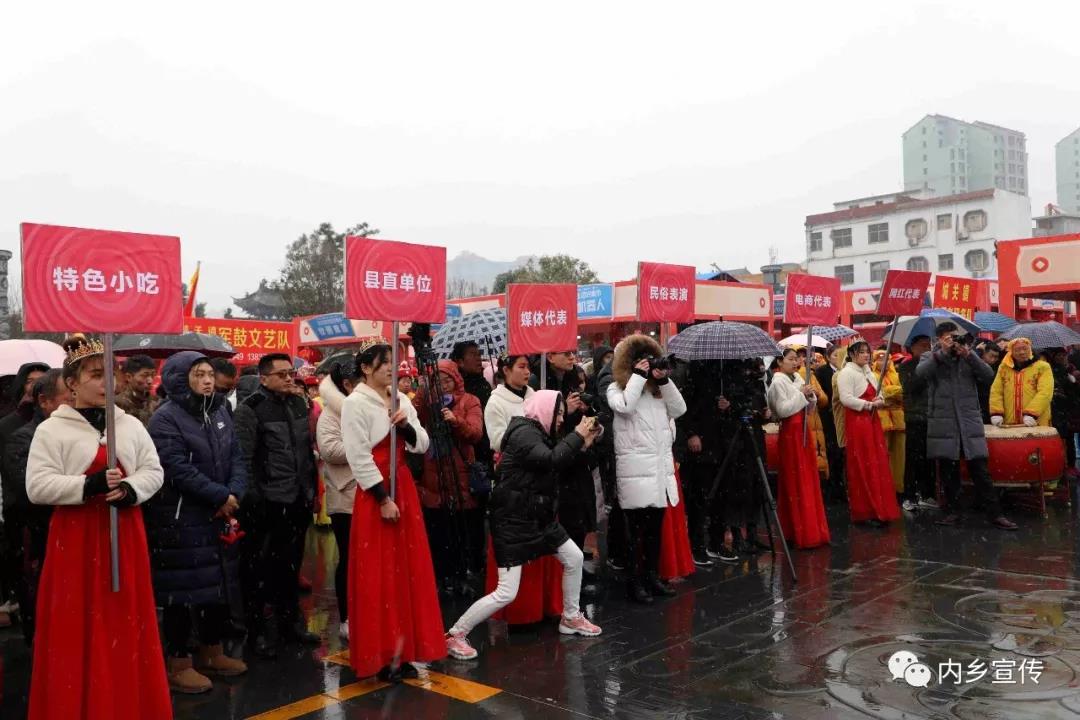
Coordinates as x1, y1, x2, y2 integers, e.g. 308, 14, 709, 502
637, 262, 696, 323
345, 237, 446, 323
783, 274, 841, 326
876, 269, 931, 316
184, 317, 297, 366
933, 274, 978, 320
506, 284, 578, 355
20, 223, 183, 334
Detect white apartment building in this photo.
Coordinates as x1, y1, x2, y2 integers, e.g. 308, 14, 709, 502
902, 115, 1028, 197
1056, 126, 1080, 214
805, 189, 1031, 288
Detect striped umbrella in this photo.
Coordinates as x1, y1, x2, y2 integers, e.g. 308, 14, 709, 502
667, 321, 781, 361
1000, 321, 1080, 350
974, 311, 1018, 334
431, 308, 507, 359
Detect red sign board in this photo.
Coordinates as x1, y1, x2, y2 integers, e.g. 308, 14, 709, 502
783, 274, 840, 326
933, 274, 978, 320
506, 284, 578, 355
344, 237, 446, 323
637, 262, 696, 323
20, 223, 183, 334
184, 317, 297, 366
877, 270, 931, 316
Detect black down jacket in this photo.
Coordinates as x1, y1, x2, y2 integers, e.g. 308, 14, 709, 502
145, 351, 248, 607
489, 416, 585, 568
916, 347, 995, 461
234, 385, 317, 505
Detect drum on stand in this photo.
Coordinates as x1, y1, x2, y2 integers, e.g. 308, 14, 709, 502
962, 424, 1066, 515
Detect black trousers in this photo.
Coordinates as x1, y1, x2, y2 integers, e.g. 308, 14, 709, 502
329, 512, 351, 622
423, 507, 484, 585
624, 507, 665, 582
606, 500, 629, 566
939, 454, 1001, 519
825, 443, 846, 501
904, 420, 935, 501
681, 461, 715, 552
163, 604, 229, 657
240, 499, 311, 628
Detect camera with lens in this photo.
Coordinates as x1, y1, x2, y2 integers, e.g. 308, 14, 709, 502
640, 354, 671, 373
948, 332, 974, 354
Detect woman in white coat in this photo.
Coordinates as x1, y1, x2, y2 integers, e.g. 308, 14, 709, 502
606, 334, 687, 604
484, 354, 535, 456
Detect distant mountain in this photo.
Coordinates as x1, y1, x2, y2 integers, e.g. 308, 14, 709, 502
447, 251, 534, 297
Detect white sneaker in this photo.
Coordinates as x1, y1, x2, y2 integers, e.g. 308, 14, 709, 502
918, 498, 939, 509
339, 620, 349, 640
0, 600, 18, 614
902, 499, 918, 512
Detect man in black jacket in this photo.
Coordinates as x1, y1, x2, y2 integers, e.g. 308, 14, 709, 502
897, 335, 934, 511
814, 346, 846, 503
235, 353, 320, 655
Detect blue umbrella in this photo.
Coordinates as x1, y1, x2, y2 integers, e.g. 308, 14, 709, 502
881, 308, 982, 348
974, 311, 1018, 334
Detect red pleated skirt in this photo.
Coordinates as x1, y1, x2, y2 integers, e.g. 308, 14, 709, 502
659, 471, 695, 580
776, 411, 831, 549
845, 383, 901, 523
484, 546, 564, 624
29, 446, 172, 720
348, 436, 446, 677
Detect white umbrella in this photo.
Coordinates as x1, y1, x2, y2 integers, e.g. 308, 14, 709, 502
778, 333, 829, 349
0, 339, 67, 376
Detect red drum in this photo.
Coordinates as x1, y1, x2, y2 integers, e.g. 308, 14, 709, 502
763, 423, 780, 473
984, 424, 1065, 486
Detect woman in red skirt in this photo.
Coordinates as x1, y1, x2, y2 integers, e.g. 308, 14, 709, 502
341, 338, 445, 682
836, 342, 900, 527
766, 349, 830, 549
26, 336, 171, 719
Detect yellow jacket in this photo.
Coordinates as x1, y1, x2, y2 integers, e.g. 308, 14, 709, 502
989, 351, 1054, 426
806, 371, 829, 478
872, 351, 905, 433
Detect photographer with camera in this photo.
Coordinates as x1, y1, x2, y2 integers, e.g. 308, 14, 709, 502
560, 367, 602, 589
916, 322, 1017, 530
607, 335, 687, 604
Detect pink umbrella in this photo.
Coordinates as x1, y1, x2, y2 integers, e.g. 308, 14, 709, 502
0, 339, 67, 376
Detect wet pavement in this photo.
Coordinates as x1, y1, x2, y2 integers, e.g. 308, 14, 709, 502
4, 495, 1080, 719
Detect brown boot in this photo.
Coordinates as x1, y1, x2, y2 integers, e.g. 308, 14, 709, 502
166, 656, 213, 694
195, 644, 248, 677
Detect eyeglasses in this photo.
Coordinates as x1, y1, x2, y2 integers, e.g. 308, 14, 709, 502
264, 370, 296, 380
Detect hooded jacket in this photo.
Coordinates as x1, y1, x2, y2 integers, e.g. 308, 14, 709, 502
606, 335, 687, 510
916, 344, 995, 460
315, 375, 357, 516
488, 390, 584, 567
412, 360, 484, 509
585, 345, 613, 396
145, 351, 247, 607
872, 351, 905, 433
989, 339, 1054, 426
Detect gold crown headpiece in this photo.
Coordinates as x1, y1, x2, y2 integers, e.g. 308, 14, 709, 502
357, 336, 389, 354
64, 338, 105, 368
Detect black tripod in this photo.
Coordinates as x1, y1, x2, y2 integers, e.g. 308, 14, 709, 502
708, 417, 797, 582
410, 327, 474, 592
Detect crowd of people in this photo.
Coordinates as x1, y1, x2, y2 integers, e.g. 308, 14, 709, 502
0, 323, 1078, 718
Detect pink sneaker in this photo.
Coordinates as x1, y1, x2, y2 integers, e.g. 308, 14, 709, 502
558, 613, 602, 637
446, 632, 478, 660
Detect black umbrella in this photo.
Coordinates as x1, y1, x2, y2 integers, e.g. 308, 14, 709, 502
113, 332, 236, 359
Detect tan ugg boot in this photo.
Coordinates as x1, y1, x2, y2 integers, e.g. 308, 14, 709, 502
166, 656, 213, 694
195, 644, 248, 677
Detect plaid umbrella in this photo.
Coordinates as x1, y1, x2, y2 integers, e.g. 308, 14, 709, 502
431, 308, 507, 359
816, 325, 857, 342
974, 311, 1018, 334
113, 332, 236, 359
881, 309, 981, 348
667, 321, 781, 361
1000, 321, 1080, 350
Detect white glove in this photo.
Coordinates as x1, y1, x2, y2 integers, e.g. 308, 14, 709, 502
1023, 415, 1038, 427
990, 416, 1004, 427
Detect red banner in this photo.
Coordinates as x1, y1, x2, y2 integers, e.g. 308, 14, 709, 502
184, 317, 297, 366
783, 274, 840, 326
20, 223, 183, 334
877, 269, 931, 316
506, 284, 578, 355
637, 262, 696, 323
344, 237, 446, 323
933, 274, 978, 320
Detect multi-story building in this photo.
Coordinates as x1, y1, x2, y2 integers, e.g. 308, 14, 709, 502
805, 188, 1031, 288
902, 115, 1028, 197
1056, 126, 1080, 214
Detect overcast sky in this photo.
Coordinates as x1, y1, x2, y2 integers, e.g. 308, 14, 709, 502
3, 1, 1078, 315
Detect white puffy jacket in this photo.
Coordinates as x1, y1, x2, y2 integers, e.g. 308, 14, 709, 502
607, 373, 687, 509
